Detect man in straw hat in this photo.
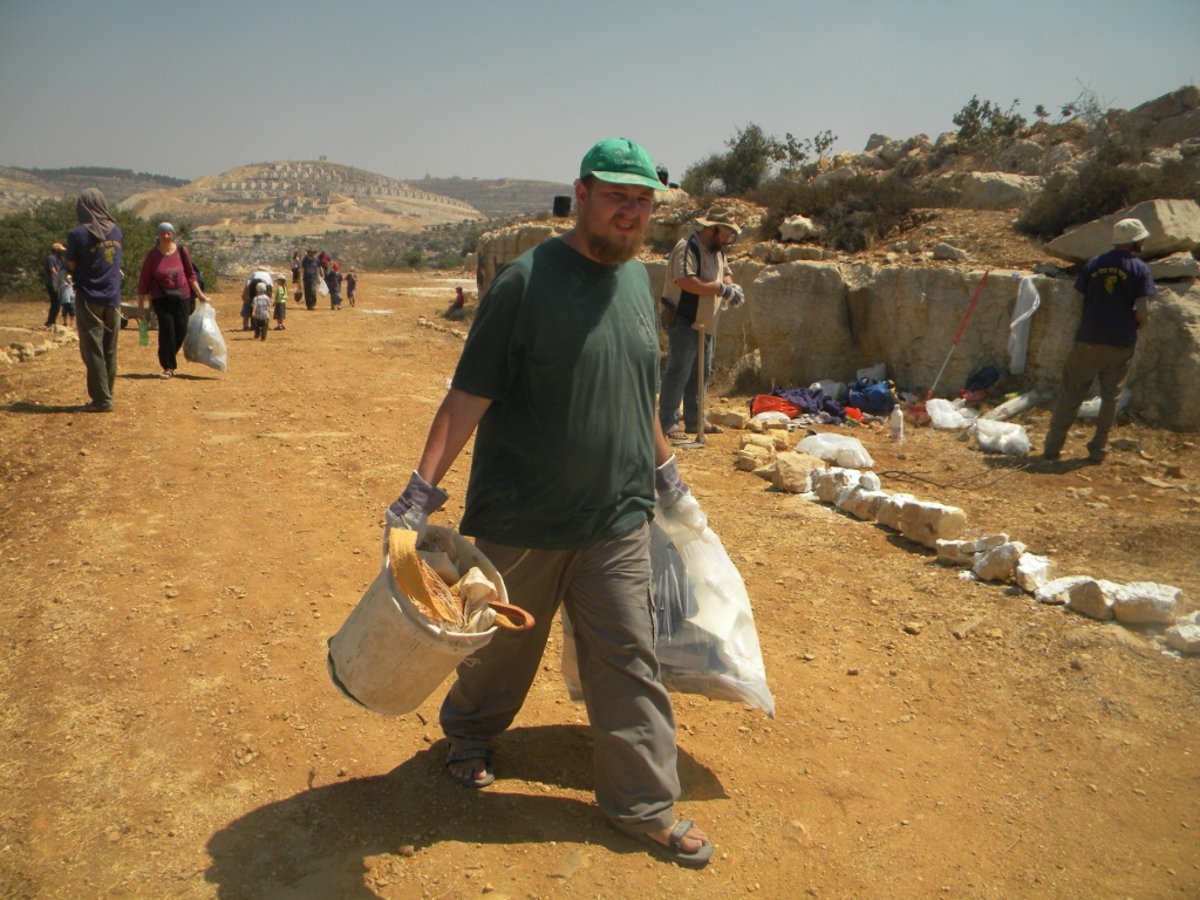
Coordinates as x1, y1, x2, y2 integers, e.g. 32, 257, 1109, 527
658, 207, 744, 441
386, 137, 715, 868
1042, 217, 1156, 463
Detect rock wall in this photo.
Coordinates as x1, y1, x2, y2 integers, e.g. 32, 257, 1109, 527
479, 225, 1200, 430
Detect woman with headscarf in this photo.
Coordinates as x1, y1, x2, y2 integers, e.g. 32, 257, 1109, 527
65, 188, 123, 412
136, 223, 209, 378
43, 242, 66, 330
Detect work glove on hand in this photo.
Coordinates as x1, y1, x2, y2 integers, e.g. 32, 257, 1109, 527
654, 455, 690, 509
718, 282, 738, 303
386, 470, 449, 540
728, 284, 745, 307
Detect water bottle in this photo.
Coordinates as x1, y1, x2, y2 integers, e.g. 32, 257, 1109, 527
138, 314, 150, 347
889, 405, 905, 443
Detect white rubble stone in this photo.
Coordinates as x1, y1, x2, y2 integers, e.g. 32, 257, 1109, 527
898, 500, 967, 549
1045, 198, 1200, 263
1112, 582, 1182, 625
736, 445, 772, 472
859, 472, 882, 491
936, 539, 978, 567
1035, 575, 1091, 605
713, 409, 750, 429
752, 462, 777, 482
1066, 579, 1121, 621
876, 492, 916, 531
780, 215, 818, 242
741, 433, 777, 451
958, 171, 1044, 210
972, 541, 1028, 583
1015, 554, 1056, 593
1148, 252, 1200, 280
812, 467, 861, 504
773, 451, 824, 494
932, 242, 969, 261
1165, 622, 1200, 654
836, 487, 889, 521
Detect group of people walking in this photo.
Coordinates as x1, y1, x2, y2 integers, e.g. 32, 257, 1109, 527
293, 248, 357, 310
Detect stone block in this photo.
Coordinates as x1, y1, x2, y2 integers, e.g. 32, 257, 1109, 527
736, 445, 772, 472
1112, 582, 1182, 625
1015, 554, 1056, 593
1035, 575, 1090, 605
1165, 622, 1200, 654
1066, 579, 1120, 621
972, 541, 1028, 582
876, 492, 916, 531
772, 451, 824, 494
713, 409, 750, 429
836, 487, 889, 521
898, 500, 967, 549
812, 467, 861, 504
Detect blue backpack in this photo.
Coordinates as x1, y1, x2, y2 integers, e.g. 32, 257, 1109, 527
848, 378, 896, 414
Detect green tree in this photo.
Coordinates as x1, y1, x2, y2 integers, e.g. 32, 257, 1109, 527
680, 123, 783, 197
952, 96, 1027, 155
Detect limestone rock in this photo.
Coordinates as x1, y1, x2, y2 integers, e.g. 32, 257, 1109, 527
932, 242, 969, 261
972, 541, 1028, 583
1148, 252, 1200, 281
713, 409, 749, 429
936, 533, 1010, 567
1036, 578, 1094, 607
1015, 554, 1056, 593
811, 466, 861, 504
836, 487, 889, 521
876, 493, 916, 531
736, 445, 772, 472
1045, 198, 1200, 263
1165, 621, 1200, 654
1066, 579, 1121, 621
773, 451, 824, 494
957, 172, 1043, 210
1112, 582, 1181, 625
780, 215, 818, 242
898, 500, 967, 549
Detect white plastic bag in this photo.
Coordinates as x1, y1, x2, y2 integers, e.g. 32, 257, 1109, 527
926, 398, 973, 430
183, 303, 227, 372
973, 418, 1030, 456
318, 279, 330, 296
1008, 276, 1041, 375
561, 495, 775, 717
1078, 389, 1131, 418
795, 433, 874, 469
981, 389, 1047, 421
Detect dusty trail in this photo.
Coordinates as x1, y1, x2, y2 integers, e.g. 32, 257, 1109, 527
1, 271, 1197, 899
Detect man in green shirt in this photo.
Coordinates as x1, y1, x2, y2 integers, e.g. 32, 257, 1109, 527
387, 138, 714, 868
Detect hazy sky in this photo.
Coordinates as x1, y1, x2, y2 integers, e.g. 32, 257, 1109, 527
1, 0, 1197, 185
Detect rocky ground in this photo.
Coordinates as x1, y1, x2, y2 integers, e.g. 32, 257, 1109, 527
1, 269, 1198, 899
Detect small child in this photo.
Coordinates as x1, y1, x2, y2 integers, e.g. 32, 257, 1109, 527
58, 273, 76, 329
346, 269, 358, 307
274, 279, 288, 330
251, 282, 272, 340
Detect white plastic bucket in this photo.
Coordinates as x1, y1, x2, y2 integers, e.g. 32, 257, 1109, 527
327, 527, 507, 716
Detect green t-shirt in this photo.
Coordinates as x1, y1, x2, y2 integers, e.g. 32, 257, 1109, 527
454, 238, 660, 550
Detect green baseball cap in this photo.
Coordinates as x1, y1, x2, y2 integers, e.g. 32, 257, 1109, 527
579, 138, 668, 191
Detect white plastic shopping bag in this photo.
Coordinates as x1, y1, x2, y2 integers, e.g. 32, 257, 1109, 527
183, 303, 228, 372
561, 495, 775, 717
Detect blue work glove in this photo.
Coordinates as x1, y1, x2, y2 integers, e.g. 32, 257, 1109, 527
386, 471, 449, 539
654, 455, 689, 509
718, 282, 738, 303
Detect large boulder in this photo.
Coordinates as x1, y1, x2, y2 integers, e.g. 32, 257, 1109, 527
1045, 199, 1200, 262
957, 172, 1044, 210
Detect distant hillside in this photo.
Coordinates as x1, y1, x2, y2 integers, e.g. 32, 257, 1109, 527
409, 176, 573, 218
12, 166, 187, 205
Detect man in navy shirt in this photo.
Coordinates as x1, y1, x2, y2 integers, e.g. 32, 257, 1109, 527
1042, 217, 1156, 463
66, 189, 124, 412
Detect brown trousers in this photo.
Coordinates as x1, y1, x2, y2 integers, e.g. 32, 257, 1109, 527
440, 522, 681, 831
1043, 340, 1135, 457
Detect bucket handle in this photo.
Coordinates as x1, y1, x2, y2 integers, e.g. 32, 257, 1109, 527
489, 601, 536, 632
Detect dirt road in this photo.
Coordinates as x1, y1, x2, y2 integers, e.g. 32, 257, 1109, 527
2, 270, 1198, 898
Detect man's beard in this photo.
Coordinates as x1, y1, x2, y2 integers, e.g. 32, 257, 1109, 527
585, 230, 642, 265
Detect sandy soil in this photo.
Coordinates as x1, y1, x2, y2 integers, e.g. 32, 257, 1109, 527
1, 269, 1198, 899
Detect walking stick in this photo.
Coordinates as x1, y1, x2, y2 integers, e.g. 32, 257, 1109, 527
926, 269, 991, 400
